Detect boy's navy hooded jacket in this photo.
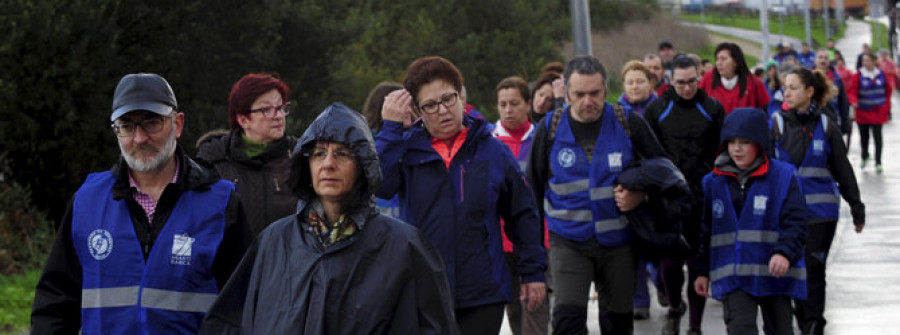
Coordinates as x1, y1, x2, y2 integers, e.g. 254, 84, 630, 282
375, 114, 547, 309
696, 108, 808, 299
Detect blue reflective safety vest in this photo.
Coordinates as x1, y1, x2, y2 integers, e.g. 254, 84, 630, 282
702, 161, 807, 300
72, 171, 231, 335
545, 104, 633, 245
772, 113, 840, 220
858, 71, 888, 111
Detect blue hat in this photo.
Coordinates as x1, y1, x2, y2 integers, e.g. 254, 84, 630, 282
111, 73, 178, 121
721, 108, 770, 154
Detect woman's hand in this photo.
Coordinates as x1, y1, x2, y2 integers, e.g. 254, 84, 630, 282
614, 185, 645, 212
552, 78, 565, 98
769, 253, 790, 277
382, 89, 413, 128
694, 276, 710, 298
520, 282, 547, 312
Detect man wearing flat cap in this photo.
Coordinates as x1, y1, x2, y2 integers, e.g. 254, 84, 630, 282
31, 73, 252, 334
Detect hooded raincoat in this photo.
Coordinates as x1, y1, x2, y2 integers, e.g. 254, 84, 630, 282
200, 103, 458, 335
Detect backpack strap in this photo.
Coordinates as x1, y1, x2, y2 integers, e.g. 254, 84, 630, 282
613, 104, 631, 138
547, 106, 565, 144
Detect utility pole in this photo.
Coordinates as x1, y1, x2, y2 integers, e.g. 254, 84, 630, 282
779, 0, 785, 45
804, 0, 812, 47
570, 0, 593, 56
874, 3, 883, 50
836, 0, 845, 28
701, 0, 706, 25
761, 0, 771, 62
823, 0, 831, 40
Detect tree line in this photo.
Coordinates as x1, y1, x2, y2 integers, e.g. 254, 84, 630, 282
0, 0, 656, 225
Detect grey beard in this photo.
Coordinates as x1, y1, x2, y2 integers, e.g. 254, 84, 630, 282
120, 130, 177, 173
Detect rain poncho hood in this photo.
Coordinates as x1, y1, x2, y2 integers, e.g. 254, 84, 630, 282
291, 102, 382, 202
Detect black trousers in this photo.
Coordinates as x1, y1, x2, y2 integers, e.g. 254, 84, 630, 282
456, 303, 505, 335
722, 290, 793, 335
858, 123, 884, 165
794, 220, 838, 335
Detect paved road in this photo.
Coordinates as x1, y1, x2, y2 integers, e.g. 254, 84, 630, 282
503, 20, 900, 335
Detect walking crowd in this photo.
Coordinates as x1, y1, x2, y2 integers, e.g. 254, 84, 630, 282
30, 38, 883, 335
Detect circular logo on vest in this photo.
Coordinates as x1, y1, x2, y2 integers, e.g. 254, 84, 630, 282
712, 199, 725, 219
88, 229, 113, 261
557, 148, 576, 168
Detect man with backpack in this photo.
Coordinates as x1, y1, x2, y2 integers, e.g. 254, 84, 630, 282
525, 55, 667, 334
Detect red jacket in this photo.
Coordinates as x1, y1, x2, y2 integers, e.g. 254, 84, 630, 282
699, 71, 770, 114
848, 69, 893, 125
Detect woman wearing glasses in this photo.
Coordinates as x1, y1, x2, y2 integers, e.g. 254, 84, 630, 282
201, 103, 458, 334
376, 56, 547, 335
196, 73, 298, 235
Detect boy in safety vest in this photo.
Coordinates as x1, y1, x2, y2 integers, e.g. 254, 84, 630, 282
693, 108, 807, 335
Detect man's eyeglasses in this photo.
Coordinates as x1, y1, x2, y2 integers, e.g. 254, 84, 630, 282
111, 115, 172, 137
673, 78, 699, 87
305, 149, 356, 164
250, 102, 292, 118
418, 92, 459, 114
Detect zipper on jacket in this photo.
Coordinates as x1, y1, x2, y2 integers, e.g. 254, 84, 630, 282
273, 177, 281, 192
142, 232, 151, 260
459, 165, 465, 203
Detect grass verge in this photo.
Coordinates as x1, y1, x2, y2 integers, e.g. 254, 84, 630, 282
0, 270, 39, 334
867, 20, 891, 51
680, 12, 846, 48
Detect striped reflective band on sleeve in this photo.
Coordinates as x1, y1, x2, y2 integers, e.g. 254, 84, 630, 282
82, 286, 140, 308
544, 199, 592, 222
81, 286, 217, 313
589, 186, 614, 200
796, 167, 833, 178
710, 230, 780, 248
710, 263, 806, 281
805, 193, 840, 205
140, 288, 217, 313
595, 217, 628, 234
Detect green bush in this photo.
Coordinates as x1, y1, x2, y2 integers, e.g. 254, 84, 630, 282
0, 270, 41, 334
0, 270, 40, 333
0, 153, 54, 275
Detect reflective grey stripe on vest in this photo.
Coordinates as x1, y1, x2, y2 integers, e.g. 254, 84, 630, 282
710, 263, 806, 282
859, 98, 887, 105
590, 186, 614, 200
595, 216, 628, 234
518, 161, 527, 172
797, 167, 833, 178
805, 193, 840, 205
82, 286, 140, 308
710, 230, 780, 248
140, 288, 217, 313
544, 199, 592, 222
548, 179, 589, 196
860, 88, 885, 95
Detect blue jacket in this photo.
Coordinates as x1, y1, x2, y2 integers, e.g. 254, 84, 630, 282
797, 52, 816, 69
544, 104, 633, 246
696, 108, 808, 299
375, 115, 546, 309
616, 92, 658, 116
73, 171, 231, 334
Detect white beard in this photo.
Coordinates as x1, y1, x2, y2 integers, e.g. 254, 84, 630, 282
120, 128, 177, 173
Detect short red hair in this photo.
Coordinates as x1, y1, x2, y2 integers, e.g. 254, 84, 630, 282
403, 56, 463, 108
228, 73, 289, 130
